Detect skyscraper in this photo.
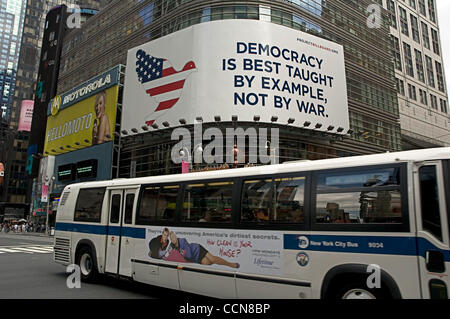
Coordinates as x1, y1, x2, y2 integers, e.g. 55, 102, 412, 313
1, 0, 110, 208
384, 0, 450, 148
0, 0, 26, 121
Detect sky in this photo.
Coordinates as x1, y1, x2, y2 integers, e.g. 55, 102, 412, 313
437, 0, 450, 96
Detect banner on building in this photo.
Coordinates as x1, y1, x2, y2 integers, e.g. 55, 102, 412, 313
122, 20, 349, 134
18, 100, 34, 132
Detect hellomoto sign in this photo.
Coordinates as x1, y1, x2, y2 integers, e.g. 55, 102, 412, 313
122, 20, 349, 134
44, 67, 120, 156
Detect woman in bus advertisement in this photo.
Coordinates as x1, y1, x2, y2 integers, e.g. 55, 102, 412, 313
148, 228, 240, 269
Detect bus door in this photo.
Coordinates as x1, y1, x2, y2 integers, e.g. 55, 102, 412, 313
118, 189, 138, 277
415, 161, 450, 299
105, 189, 123, 275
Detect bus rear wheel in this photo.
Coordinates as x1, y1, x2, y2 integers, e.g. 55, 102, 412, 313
335, 282, 387, 299
76, 246, 98, 283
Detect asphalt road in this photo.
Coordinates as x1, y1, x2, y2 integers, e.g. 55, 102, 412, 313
0, 233, 189, 299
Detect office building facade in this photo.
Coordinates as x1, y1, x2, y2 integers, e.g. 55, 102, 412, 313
383, 0, 449, 148
53, 0, 402, 179
0, 0, 108, 219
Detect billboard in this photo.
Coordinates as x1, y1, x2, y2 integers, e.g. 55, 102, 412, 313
44, 67, 120, 155
18, 100, 34, 132
122, 20, 349, 134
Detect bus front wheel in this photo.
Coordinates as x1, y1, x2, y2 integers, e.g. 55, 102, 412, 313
76, 246, 98, 283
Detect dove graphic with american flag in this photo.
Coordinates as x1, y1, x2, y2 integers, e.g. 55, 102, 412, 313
135, 49, 197, 126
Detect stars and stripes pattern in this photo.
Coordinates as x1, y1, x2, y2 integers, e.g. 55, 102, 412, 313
0, 245, 53, 255
135, 49, 196, 126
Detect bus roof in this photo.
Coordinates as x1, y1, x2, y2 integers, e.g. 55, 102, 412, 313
64, 147, 450, 190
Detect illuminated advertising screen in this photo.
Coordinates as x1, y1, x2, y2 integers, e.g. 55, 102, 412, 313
44, 67, 120, 156
122, 20, 349, 135
57, 163, 76, 181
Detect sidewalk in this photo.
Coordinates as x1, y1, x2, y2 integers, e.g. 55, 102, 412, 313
0, 231, 52, 238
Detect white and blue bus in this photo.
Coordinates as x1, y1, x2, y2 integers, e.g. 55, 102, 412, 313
54, 147, 450, 299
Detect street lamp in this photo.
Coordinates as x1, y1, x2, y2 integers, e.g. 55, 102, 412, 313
266, 141, 277, 164
179, 144, 203, 173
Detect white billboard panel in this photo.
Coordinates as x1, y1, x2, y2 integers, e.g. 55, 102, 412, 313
122, 20, 349, 134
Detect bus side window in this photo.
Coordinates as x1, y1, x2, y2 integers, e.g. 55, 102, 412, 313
156, 185, 178, 221
136, 185, 178, 225
241, 179, 272, 222
124, 194, 134, 224
240, 176, 306, 224
74, 187, 106, 223
274, 177, 305, 223
315, 167, 402, 225
419, 166, 442, 241
110, 194, 121, 223
182, 181, 233, 223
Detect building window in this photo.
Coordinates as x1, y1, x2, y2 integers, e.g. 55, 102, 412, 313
419, 0, 426, 16
435, 62, 445, 93
396, 78, 405, 96
440, 99, 448, 114
391, 35, 402, 71
422, 22, 430, 50
399, 6, 409, 36
410, 14, 420, 43
431, 29, 440, 56
409, 0, 417, 9
415, 49, 425, 83
388, 0, 398, 29
419, 89, 428, 105
430, 94, 438, 109
403, 42, 414, 77
408, 84, 417, 100
426, 56, 435, 87
428, 0, 436, 23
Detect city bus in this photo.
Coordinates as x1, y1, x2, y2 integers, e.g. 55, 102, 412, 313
53, 147, 450, 299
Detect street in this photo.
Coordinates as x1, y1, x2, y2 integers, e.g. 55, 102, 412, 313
0, 233, 189, 299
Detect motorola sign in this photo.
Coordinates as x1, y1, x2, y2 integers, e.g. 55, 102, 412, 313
122, 20, 349, 134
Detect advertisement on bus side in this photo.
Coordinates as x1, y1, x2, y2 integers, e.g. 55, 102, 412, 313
146, 227, 284, 276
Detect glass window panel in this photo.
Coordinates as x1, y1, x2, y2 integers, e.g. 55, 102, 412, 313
182, 181, 233, 222
318, 168, 400, 190
156, 185, 178, 221
241, 179, 272, 222
419, 166, 442, 241
110, 194, 121, 223
124, 194, 134, 224
316, 191, 402, 224
74, 188, 106, 223
274, 177, 305, 223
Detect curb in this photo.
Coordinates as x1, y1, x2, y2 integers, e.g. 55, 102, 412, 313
0, 232, 53, 238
